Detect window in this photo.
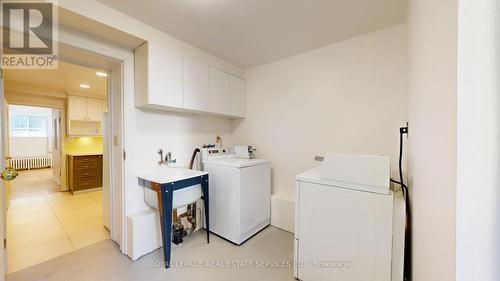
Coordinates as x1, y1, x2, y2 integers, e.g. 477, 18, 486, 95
10, 115, 48, 137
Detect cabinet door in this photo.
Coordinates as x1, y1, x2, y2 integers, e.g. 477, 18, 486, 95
148, 42, 184, 108
86, 98, 103, 121
184, 58, 209, 111
209, 68, 230, 115
230, 75, 246, 117
68, 96, 87, 121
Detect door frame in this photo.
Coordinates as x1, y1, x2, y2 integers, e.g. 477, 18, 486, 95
57, 29, 133, 254
0, 22, 133, 279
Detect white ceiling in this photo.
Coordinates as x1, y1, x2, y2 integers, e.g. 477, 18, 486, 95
97, 0, 407, 68
4, 61, 108, 97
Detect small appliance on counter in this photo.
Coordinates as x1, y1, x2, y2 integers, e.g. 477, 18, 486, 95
234, 145, 256, 159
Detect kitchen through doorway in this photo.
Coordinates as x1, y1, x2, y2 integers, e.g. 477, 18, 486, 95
3, 61, 111, 274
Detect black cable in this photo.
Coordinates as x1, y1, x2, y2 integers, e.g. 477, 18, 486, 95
390, 125, 411, 281
391, 126, 409, 213
399, 129, 405, 191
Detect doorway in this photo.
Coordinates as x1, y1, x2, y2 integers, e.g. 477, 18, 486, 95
7, 105, 61, 199
2, 61, 112, 274
0, 20, 132, 279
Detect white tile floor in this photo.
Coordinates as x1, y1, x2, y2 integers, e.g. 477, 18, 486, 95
6, 191, 109, 274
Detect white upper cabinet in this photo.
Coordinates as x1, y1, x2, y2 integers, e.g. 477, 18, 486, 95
183, 58, 209, 111
134, 41, 246, 118
67, 96, 105, 136
135, 42, 184, 108
68, 96, 104, 122
86, 98, 103, 121
68, 96, 87, 121
230, 75, 246, 117
209, 68, 230, 115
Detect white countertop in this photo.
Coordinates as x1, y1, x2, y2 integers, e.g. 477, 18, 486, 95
138, 167, 208, 184
65, 152, 103, 156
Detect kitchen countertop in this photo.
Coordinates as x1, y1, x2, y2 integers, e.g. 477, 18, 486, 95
65, 152, 103, 156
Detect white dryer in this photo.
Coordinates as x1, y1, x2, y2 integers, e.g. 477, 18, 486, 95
201, 147, 271, 244
294, 153, 405, 281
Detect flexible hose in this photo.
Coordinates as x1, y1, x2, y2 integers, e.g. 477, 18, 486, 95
189, 148, 201, 170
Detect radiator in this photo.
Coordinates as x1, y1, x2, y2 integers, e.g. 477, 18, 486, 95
8, 156, 52, 170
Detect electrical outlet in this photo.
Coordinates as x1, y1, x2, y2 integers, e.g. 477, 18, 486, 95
400, 122, 409, 135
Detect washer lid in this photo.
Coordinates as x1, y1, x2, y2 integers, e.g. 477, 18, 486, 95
296, 167, 391, 195
203, 158, 269, 168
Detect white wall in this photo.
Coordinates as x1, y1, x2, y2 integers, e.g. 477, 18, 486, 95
232, 25, 408, 230
126, 110, 233, 213
407, 0, 457, 280
10, 137, 48, 157
457, 0, 500, 280
8, 105, 52, 158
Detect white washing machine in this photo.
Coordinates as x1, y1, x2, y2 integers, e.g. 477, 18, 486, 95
201, 147, 271, 244
294, 153, 405, 281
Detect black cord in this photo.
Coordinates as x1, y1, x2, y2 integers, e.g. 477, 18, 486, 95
398, 129, 405, 192
391, 126, 409, 213
390, 126, 411, 281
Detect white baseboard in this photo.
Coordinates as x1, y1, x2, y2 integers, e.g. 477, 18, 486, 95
270, 195, 294, 233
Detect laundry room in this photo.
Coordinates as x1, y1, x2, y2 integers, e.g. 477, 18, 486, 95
2, 1, 498, 281
129, 23, 409, 280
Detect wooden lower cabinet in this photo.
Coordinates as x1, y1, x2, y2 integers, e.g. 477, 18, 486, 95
67, 154, 103, 193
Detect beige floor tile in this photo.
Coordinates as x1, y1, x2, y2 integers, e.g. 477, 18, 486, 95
47, 192, 99, 212
7, 204, 53, 218
7, 239, 74, 274
7, 198, 59, 238
7, 215, 61, 238
8, 196, 48, 210
85, 190, 103, 204
7, 225, 68, 255
6, 172, 106, 274
54, 202, 102, 219
7, 207, 54, 223
67, 224, 110, 250
59, 216, 103, 233
9, 169, 59, 200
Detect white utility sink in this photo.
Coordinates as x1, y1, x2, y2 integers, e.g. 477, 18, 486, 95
139, 166, 206, 209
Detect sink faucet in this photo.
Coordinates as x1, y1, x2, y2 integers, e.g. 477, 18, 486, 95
158, 149, 177, 166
